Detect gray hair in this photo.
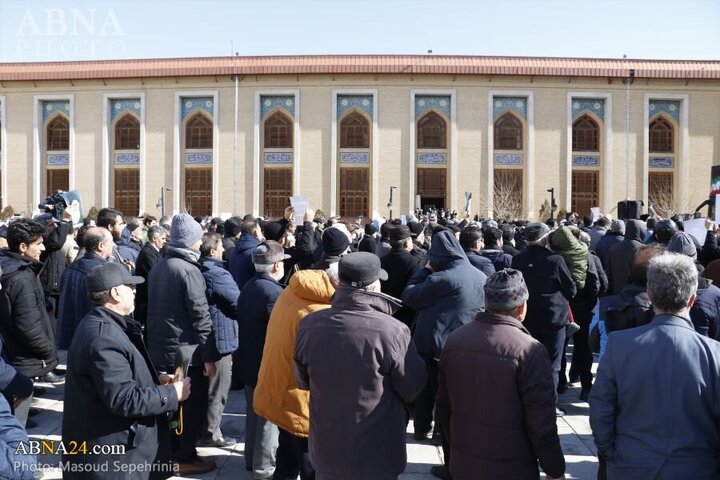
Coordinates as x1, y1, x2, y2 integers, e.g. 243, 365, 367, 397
147, 225, 166, 242
647, 252, 698, 312
90, 289, 111, 305
254, 263, 275, 274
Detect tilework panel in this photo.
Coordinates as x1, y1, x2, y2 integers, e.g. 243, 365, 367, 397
649, 100, 680, 123
115, 153, 140, 165
111, 99, 141, 121
494, 153, 523, 165
417, 152, 447, 164
573, 155, 600, 167
181, 97, 214, 120
42, 101, 70, 123
47, 154, 69, 166
572, 98, 605, 121
337, 95, 373, 119
649, 156, 674, 168
185, 152, 212, 165
261, 96, 295, 119
340, 152, 369, 164
264, 152, 293, 164
493, 97, 527, 119
415, 95, 450, 119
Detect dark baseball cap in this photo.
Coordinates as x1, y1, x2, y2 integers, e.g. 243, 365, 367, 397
86, 262, 144, 293
339, 252, 388, 288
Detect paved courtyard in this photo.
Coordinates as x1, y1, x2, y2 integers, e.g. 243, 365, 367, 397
29, 351, 599, 479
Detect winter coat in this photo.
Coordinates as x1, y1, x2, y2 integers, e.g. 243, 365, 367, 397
237, 272, 284, 387
134, 243, 163, 324
63, 306, 178, 479
0, 251, 57, 377
464, 249, 496, 277
595, 231, 624, 268
228, 234, 261, 289
480, 248, 513, 272
690, 277, 720, 338
0, 337, 34, 411
550, 226, 589, 290
402, 231, 486, 357
0, 394, 35, 479
221, 236, 237, 264
116, 230, 141, 265
374, 239, 391, 259
56, 251, 108, 349
200, 257, 240, 355
357, 235, 377, 254
606, 220, 647, 295
511, 245, 577, 334
39, 221, 72, 297
294, 286, 427, 479
590, 314, 720, 480
293, 222, 320, 270
699, 230, 720, 267
437, 312, 565, 480
571, 253, 607, 322
600, 283, 654, 334
381, 246, 425, 328
146, 246, 216, 373
254, 270, 334, 437
589, 226, 607, 251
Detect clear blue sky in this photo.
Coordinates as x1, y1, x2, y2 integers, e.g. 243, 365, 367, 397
0, 0, 718, 62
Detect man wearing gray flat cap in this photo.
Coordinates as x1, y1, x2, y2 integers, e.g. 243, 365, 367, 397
295, 252, 427, 480
63, 262, 191, 479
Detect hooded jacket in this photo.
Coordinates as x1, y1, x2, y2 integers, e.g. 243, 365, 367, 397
402, 231, 486, 357
228, 234, 261, 289
254, 269, 335, 437
294, 287, 426, 479
550, 226, 589, 290
0, 251, 57, 377
606, 220, 647, 295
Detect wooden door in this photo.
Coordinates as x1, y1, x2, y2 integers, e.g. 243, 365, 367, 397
571, 170, 599, 217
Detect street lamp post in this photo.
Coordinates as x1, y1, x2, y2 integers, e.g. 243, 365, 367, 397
156, 186, 172, 218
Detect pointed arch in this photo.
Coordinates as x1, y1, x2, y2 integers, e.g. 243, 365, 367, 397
649, 115, 674, 153
114, 113, 140, 150
263, 109, 293, 148
572, 114, 600, 152
340, 110, 370, 148
46, 114, 69, 151
494, 111, 523, 150
185, 112, 213, 149
417, 110, 447, 149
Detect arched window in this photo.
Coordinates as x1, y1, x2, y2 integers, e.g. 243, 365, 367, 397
572, 115, 600, 152
417, 112, 446, 149
47, 115, 69, 151
340, 112, 369, 148
649, 117, 674, 153
114, 114, 140, 150
263, 111, 293, 148
185, 113, 212, 149
494, 113, 523, 150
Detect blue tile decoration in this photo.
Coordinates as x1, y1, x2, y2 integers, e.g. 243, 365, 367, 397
261, 96, 295, 119
493, 97, 527, 119
494, 153, 523, 165
417, 152, 447, 164
47, 154, 69, 166
572, 155, 600, 167
649, 100, 680, 123
115, 153, 139, 165
185, 152, 212, 165
42, 100, 70, 123
181, 97, 214, 120
264, 152, 293, 164
337, 95, 373, 119
649, 157, 674, 168
415, 95, 450, 119
340, 152, 369, 164
572, 99, 605, 121
111, 99, 141, 121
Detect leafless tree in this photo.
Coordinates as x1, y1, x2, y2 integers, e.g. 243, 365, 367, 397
493, 173, 523, 220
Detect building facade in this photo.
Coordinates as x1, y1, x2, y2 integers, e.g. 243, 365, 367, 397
0, 55, 718, 220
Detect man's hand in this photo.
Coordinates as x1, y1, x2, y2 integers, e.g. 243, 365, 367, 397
705, 218, 715, 231
173, 378, 191, 402
159, 374, 175, 385
284, 206, 294, 222
203, 361, 217, 378
304, 207, 314, 223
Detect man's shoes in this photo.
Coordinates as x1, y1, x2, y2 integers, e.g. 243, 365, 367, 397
175, 458, 216, 476
430, 465, 453, 480
197, 436, 237, 448
413, 430, 432, 441
36, 372, 64, 384
556, 407, 566, 417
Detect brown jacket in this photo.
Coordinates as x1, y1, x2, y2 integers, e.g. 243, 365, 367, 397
436, 311, 565, 480
294, 286, 426, 479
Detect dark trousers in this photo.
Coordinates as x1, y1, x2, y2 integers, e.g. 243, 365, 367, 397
173, 365, 209, 461
203, 354, 232, 440
570, 312, 594, 390
531, 327, 565, 403
413, 354, 438, 436
273, 428, 314, 480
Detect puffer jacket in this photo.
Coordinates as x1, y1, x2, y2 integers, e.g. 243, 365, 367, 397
550, 226, 589, 290
201, 257, 240, 355
254, 270, 335, 437
0, 251, 57, 377
402, 231, 486, 358
146, 246, 216, 372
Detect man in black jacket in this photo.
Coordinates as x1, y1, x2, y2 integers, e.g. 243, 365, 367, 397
134, 225, 166, 324
458, 226, 495, 278
0, 218, 58, 426
606, 219, 647, 295
63, 262, 190, 479
380, 225, 425, 327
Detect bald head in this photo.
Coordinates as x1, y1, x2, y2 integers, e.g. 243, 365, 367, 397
84, 227, 114, 259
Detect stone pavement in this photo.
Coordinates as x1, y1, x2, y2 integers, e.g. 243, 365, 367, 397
29, 351, 598, 479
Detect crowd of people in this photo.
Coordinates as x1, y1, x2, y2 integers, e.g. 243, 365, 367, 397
0, 200, 719, 479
